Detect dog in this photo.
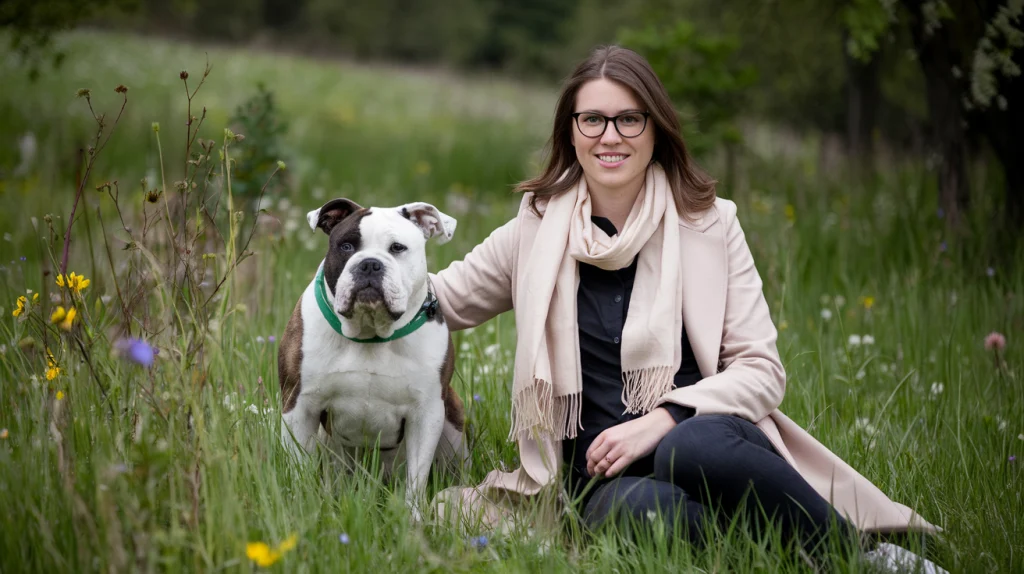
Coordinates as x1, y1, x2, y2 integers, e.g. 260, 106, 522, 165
278, 198, 465, 514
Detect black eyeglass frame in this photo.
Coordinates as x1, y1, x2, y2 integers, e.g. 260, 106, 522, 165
571, 111, 651, 139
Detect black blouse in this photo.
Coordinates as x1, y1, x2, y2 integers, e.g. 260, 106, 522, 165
563, 216, 702, 488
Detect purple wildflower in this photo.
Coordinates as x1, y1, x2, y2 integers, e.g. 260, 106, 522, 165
987, 267, 995, 277
469, 535, 488, 549
473, 394, 482, 402
268, 335, 276, 343
19, 256, 26, 261
339, 533, 350, 544
1011, 456, 1017, 463
116, 338, 156, 367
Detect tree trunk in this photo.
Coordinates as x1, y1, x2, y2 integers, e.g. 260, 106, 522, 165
975, 54, 1024, 235
903, 1, 972, 227
843, 30, 882, 164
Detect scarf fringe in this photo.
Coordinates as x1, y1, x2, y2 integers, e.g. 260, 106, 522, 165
621, 366, 676, 415
509, 379, 582, 442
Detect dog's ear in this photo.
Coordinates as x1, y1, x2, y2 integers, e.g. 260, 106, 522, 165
307, 198, 364, 235
396, 202, 457, 244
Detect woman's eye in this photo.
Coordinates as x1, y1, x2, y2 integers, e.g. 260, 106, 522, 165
620, 115, 639, 125
583, 115, 602, 124
340, 242, 354, 252
389, 243, 407, 254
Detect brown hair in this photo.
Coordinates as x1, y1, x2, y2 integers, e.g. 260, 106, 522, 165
516, 45, 716, 217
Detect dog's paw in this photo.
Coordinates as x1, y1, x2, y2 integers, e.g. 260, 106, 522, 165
406, 498, 424, 524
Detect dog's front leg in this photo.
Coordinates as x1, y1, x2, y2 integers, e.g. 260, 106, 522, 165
403, 397, 445, 520
281, 399, 322, 458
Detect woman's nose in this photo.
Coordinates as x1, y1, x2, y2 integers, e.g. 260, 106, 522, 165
600, 122, 622, 144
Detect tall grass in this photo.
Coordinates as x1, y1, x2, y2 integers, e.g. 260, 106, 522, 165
0, 30, 1021, 573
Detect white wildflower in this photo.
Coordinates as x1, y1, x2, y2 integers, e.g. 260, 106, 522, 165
855, 417, 877, 434
834, 295, 846, 308
856, 370, 866, 380
459, 342, 470, 352
484, 343, 500, 358
997, 418, 1007, 431
930, 382, 945, 396
256, 336, 265, 344
848, 335, 862, 346
862, 335, 875, 345
821, 309, 833, 321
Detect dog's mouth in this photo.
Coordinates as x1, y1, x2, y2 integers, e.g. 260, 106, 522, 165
338, 283, 403, 320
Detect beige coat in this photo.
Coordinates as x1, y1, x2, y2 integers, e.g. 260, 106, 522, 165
430, 194, 938, 534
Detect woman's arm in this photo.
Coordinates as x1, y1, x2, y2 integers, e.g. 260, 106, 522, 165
429, 217, 519, 331
658, 200, 786, 422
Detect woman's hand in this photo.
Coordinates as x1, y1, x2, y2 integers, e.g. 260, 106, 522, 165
586, 407, 678, 478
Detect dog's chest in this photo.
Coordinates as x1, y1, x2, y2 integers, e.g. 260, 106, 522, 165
299, 294, 448, 446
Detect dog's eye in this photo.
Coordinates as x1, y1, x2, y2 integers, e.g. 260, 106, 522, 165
389, 243, 407, 254
340, 242, 354, 252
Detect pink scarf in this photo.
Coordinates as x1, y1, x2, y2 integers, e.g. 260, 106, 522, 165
510, 163, 683, 441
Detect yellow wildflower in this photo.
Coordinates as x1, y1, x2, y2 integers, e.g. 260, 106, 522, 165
50, 306, 77, 331
779, 320, 789, 331
12, 296, 27, 317
56, 390, 65, 401
859, 296, 875, 310
45, 349, 60, 380
32, 293, 39, 303
55, 272, 91, 294
277, 534, 298, 552
246, 533, 298, 567
784, 204, 796, 223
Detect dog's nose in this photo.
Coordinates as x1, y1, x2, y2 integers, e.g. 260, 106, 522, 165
355, 257, 384, 276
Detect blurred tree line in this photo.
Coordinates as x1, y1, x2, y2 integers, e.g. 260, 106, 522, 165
3, 0, 1022, 232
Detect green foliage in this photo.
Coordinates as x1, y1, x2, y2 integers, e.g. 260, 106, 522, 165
228, 83, 290, 204
1, 30, 1022, 574
0, 0, 137, 78
843, 0, 894, 62
619, 20, 757, 156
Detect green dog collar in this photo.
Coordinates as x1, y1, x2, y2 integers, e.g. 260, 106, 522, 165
314, 264, 438, 343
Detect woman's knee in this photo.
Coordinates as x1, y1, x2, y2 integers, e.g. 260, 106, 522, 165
653, 415, 739, 482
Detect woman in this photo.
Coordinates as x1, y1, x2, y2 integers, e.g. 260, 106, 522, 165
430, 45, 942, 570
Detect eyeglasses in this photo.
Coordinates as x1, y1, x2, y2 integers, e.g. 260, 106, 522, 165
571, 111, 650, 138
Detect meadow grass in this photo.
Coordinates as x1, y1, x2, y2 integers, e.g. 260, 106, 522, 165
0, 30, 1021, 573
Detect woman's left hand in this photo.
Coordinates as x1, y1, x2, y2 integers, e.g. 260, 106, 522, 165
586, 407, 678, 478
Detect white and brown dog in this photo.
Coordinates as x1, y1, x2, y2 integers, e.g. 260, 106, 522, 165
278, 198, 465, 512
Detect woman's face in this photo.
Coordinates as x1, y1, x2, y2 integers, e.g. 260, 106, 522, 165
571, 78, 655, 199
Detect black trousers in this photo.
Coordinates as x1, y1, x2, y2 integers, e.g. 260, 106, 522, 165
578, 414, 857, 554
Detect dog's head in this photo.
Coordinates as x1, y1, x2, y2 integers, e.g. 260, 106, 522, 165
307, 199, 456, 338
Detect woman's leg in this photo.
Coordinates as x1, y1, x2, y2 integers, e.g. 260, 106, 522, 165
582, 475, 707, 546
653, 414, 858, 555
